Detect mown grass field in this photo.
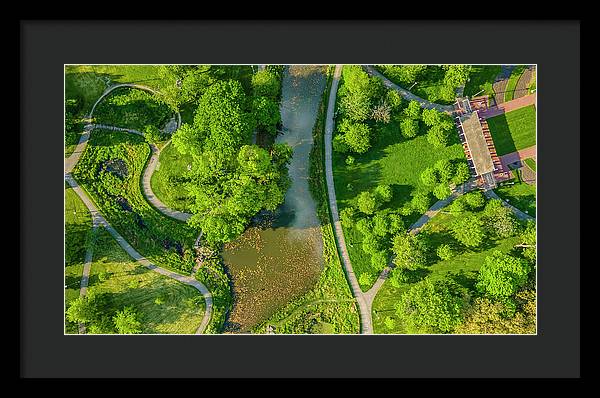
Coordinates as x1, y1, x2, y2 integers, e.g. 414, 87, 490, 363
504, 65, 527, 102
463, 65, 501, 98
252, 65, 360, 334
487, 105, 536, 155
524, 157, 537, 172
494, 171, 536, 216
83, 227, 205, 334
371, 210, 521, 334
65, 184, 92, 333
333, 125, 464, 291
150, 141, 195, 213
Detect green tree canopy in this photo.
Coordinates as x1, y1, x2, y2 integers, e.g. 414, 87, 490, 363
113, 306, 143, 334
395, 278, 466, 333
476, 250, 531, 299
452, 213, 486, 247
251, 69, 281, 98
392, 232, 428, 270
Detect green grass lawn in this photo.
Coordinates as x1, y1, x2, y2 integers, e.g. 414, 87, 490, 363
494, 172, 536, 216
371, 211, 521, 334
65, 184, 92, 333
83, 227, 205, 334
504, 65, 527, 102
333, 126, 464, 291
463, 65, 501, 98
150, 141, 195, 212
487, 105, 536, 155
524, 158, 536, 172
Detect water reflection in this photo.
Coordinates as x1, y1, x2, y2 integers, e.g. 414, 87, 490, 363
222, 65, 327, 332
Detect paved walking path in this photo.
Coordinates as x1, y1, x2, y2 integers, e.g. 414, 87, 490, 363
363, 180, 478, 309
65, 84, 212, 334
478, 93, 536, 119
324, 65, 373, 334
499, 145, 536, 170
363, 65, 455, 113
142, 141, 192, 222
65, 173, 213, 334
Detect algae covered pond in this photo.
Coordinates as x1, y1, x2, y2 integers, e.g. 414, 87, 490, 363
222, 65, 327, 332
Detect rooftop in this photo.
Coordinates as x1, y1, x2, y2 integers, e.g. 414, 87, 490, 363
459, 111, 495, 176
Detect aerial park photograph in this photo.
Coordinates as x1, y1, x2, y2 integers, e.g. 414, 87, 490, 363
64, 64, 537, 335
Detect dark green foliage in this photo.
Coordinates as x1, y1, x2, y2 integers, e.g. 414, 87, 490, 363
518, 221, 536, 263
411, 192, 431, 214
332, 134, 350, 153
420, 166, 439, 186
143, 125, 165, 144
452, 162, 472, 185
93, 87, 173, 132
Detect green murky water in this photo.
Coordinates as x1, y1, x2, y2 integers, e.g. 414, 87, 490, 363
222, 65, 327, 332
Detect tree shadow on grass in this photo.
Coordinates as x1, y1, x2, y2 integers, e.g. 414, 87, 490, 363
486, 113, 518, 155
447, 269, 479, 292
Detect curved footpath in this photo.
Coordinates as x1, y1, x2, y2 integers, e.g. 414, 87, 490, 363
65, 85, 211, 334
363, 65, 455, 113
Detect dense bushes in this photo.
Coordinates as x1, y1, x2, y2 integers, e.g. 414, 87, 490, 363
72, 130, 198, 274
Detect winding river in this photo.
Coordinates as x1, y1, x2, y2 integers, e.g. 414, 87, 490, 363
222, 65, 327, 332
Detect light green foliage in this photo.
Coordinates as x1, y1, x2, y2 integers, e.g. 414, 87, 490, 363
251, 69, 281, 98
374, 184, 393, 202
371, 250, 389, 272
384, 316, 396, 331
253, 96, 281, 135
482, 199, 519, 239
340, 206, 357, 228
345, 156, 355, 166
359, 272, 376, 287
404, 100, 422, 120
372, 213, 390, 237
143, 125, 164, 144
443, 65, 471, 89
395, 278, 466, 333
436, 243, 456, 260
434, 159, 454, 183
332, 134, 350, 153
392, 232, 427, 270
386, 89, 402, 111
453, 162, 472, 185
113, 306, 143, 334
452, 213, 486, 247
400, 117, 419, 139
420, 166, 439, 186
427, 124, 451, 147
476, 250, 531, 299
362, 233, 383, 255
357, 191, 378, 215
463, 191, 486, 210
519, 221, 536, 263
340, 65, 376, 122
411, 192, 431, 214
433, 183, 452, 200
343, 122, 372, 153
192, 80, 252, 157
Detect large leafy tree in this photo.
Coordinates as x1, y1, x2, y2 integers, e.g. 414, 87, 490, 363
452, 213, 486, 247
395, 278, 467, 333
455, 290, 536, 334
251, 69, 281, 98
113, 306, 143, 334
340, 65, 381, 122
253, 96, 281, 135
343, 123, 371, 153
482, 199, 519, 239
392, 232, 428, 270
476, 250, 531, 299
158, 65, 214, 109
